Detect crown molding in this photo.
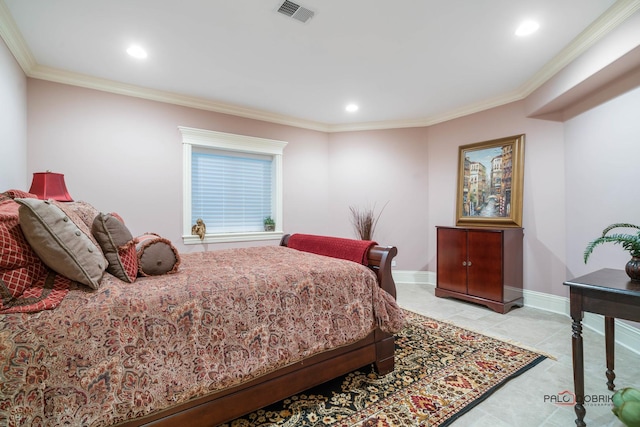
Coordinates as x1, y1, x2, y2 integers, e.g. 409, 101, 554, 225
0, 0, 35, 70
325, 89, 525, 132
1, 0, 638, 133
26, 64, 332, 133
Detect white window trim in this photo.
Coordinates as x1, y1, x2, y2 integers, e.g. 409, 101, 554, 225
179, 126, 287, 244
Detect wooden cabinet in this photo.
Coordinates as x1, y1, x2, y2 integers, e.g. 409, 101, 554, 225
435, 226, 523, 313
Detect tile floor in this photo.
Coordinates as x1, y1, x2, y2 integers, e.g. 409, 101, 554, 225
395, 282, 640, 427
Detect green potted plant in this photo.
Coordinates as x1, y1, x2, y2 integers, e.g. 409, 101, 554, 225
263, 216, 275, 232
583, 223, 640, 281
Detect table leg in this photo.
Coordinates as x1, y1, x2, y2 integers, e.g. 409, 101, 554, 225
605, 317, 615, 391
572, 316, 586, 427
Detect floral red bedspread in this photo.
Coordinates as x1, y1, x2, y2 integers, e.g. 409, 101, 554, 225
0, 246, 404, 426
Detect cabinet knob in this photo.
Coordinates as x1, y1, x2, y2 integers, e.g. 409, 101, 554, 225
462, 261, 467, 266
468, 261, 472, 267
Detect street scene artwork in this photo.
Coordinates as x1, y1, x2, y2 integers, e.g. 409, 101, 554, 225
456, 135, 524, 227
462, 145, 511, 217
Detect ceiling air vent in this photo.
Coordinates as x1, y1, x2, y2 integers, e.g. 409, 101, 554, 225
277, 0, 315, 23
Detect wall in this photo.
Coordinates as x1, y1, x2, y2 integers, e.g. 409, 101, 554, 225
25, 81, 434, 271
26, 79, 331, 252
25, 76, 639, 300
0, 36, 27, 189
327, 127, 429, 269
18, 7, 640, 300
429, 102, 568, 296
565, 85, 640, 278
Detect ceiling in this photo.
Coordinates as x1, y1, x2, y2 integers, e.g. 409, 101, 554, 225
1, 0, 637, 131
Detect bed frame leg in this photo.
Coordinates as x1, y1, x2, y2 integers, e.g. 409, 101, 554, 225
374, 333, 395, 375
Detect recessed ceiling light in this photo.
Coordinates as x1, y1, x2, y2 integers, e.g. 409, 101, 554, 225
126, 45, 148, 59
515, 20, 540, 37
345, 103, 359, 113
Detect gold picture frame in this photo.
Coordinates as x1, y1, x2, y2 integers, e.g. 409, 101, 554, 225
456, 134, 525, 227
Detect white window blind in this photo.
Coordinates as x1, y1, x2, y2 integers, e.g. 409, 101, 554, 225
192, 149, 272, 233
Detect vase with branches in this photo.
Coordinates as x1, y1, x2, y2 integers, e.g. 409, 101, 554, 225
349, 202, 388, 241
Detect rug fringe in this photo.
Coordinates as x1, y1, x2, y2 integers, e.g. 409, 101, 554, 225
400, 307, 558, 361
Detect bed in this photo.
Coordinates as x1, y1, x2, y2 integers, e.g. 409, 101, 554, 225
0, 191, 403, 427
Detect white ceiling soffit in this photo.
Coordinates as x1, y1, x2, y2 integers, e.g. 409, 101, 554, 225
0, 0, 639, 133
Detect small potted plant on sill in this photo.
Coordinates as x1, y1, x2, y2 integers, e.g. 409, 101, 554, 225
583, 223, 640, 281
264, 216, 275, 232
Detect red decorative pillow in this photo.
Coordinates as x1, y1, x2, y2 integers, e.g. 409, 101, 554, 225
135, 233, 180, 276
0, 197, 48, 303
92, 213, 138, 283
0, 189, 37, 201
0, 192, 71, 313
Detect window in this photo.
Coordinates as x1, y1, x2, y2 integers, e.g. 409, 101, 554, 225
179, 126, 287, 244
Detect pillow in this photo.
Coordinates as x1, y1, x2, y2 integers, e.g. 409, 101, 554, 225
136, 233, 180, 276
109, 212, 125, 224
0, 197, 49, 304
16, 198, 106, 290
92, 213, 138, 283
0, 194, 71, 314
64, 200, 100, 229
1, 189, 37, 201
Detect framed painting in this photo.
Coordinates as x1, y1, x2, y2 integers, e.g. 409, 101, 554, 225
456, 134, 525, 227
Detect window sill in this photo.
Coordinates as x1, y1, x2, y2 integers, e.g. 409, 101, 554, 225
183, 231, 284, 245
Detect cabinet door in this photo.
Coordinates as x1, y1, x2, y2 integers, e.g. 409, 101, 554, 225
437, 227, 467, 294
467, 230, 503, 301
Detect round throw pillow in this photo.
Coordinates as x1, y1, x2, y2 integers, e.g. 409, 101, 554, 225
135, 233, 180, 276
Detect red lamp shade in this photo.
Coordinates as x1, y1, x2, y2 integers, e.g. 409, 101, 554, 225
28, 172, 74, 202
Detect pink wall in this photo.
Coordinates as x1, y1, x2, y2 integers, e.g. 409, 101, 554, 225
25, 78, 436, 270
565, 85, 640, 278
0, 37, 27, 189
15, 7, 640, 299
426, 101, 567, 295
327, 128, 429, 269
26, 79, 331, 252
24, 75, 640, 298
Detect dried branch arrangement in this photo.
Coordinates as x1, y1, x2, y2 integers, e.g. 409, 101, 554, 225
349, 202, 388, 241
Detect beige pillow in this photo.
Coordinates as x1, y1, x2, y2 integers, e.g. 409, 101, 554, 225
16, 198, 106, 289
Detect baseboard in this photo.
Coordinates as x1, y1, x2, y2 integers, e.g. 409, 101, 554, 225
521, 288, 569, 315
392, 270, 435, 286
392, 270, 640, 355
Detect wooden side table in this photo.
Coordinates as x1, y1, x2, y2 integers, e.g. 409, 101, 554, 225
564, 268, 640, 427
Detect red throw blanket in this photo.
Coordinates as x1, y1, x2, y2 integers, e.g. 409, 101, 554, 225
287, 233, 377, 264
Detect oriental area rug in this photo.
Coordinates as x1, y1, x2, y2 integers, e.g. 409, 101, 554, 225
222, 310, 548, 427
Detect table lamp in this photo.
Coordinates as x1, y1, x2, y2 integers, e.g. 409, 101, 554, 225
28, 171, 74, 202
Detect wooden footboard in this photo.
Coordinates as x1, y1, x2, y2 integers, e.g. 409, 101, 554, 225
120, 237, 398, 427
